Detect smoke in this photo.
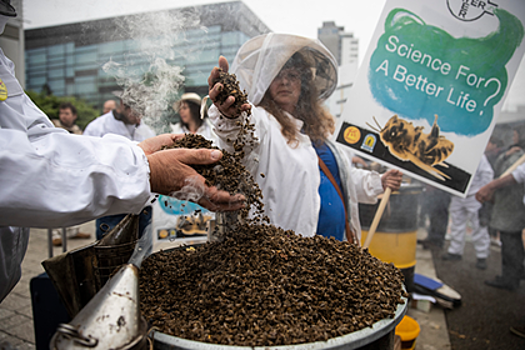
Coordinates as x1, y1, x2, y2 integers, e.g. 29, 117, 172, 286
170, 175, 206, 204
100, 7, 208, 134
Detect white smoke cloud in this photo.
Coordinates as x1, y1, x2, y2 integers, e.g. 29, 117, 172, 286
99, 7, 208, 134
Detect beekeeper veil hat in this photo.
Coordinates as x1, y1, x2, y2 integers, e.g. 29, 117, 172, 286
173, 92, 202, 112
231, 33, 338, 106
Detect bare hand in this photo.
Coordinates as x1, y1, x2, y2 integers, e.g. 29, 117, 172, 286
145, 146, 245, 212
208, 56, 251, 118
505, 146, 522, 157
476, 184, 494, 203
381, 169, 403, 191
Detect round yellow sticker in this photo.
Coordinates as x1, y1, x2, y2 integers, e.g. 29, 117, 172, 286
0, 78, 7, 101
158, 229, 169, 239
343, 126, 361, 144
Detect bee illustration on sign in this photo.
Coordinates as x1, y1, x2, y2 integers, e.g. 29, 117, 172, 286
366, 115, 454, 181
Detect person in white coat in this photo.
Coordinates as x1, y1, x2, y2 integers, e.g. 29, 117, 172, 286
207, 33, 402, 243
84, 94, 156, 142
442, 154, 494, 269
84, 91, 157, 239
0, 3, 244, 303
170, 92, 218, 144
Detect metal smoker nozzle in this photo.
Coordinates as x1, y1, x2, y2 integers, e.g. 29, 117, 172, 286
211, 210, 243, 242
50, 264, 148, 349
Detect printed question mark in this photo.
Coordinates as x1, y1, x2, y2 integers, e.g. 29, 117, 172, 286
479, 78, 501, 116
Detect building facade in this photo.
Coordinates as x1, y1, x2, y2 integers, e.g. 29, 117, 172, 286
24, 1, 270, 110
318, 21, 359, 119
317, 21, 358, 67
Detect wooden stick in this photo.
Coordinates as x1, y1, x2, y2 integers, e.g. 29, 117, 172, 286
499, 153, 525, 178
362, 187, 392, 249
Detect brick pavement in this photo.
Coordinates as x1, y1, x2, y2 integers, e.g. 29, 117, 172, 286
0, 221, 96, 350
0, 223, 449, 350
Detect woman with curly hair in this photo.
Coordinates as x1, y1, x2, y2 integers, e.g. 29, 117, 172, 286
207, 33, 402, 243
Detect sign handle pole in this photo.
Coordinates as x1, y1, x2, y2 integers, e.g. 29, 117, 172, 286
362, 187, 392, 249
500, 153, 525, 178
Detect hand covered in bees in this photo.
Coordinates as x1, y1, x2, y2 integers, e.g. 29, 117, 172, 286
380, 169, 403, 191
138, 133, 184, 156
138, 134, 246, 212
208, 55, 251, 119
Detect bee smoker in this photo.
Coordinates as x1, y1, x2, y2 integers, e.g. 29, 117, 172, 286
50, 263, 150, 350
210, 210, 243, 242
48, 216, 154, 350
42, 214, 141, 318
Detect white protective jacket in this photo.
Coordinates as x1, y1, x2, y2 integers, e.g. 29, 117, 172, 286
209, 107, 382, 239
467, 154, 494, 196
170, 118, 218, 145
209, 34, 383, 239
84, 110, 155, 142
0, 49, 152, 302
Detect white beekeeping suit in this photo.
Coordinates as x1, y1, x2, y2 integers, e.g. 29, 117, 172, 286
0, 12, 151, 301
208, 33, 384, 240
445, 154, 494, 264
170, 118, 218, 145
83, 110, 156, 142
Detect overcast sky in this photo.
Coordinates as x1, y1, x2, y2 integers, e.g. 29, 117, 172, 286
23, 0, 387, 65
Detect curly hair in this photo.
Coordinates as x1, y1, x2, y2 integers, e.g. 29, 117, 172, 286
258, 52, 335, 147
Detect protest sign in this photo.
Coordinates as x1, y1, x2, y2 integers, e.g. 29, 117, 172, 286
334, 0, 525, 197
152, 195, 212, 246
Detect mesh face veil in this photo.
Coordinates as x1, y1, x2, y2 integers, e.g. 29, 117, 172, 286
230, 33, 338, 106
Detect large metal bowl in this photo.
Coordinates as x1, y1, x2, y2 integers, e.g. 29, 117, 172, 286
151, 295, 407, 350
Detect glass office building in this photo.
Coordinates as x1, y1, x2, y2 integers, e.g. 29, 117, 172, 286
25, 1, 270, 109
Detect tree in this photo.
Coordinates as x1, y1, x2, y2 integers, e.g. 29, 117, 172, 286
25, 90, 100, 130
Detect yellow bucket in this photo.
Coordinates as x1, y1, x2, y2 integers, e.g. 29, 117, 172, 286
360, 230, 417, 269
359, 184, 422, 292
395, 315, 420, 350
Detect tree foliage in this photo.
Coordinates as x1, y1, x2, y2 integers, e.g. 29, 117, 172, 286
25, 90, 100, 131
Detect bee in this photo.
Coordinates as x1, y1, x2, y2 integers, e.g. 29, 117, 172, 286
366, 115, 454, 181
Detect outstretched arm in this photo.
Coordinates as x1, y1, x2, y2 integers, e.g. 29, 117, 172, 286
476, 174, 517, 203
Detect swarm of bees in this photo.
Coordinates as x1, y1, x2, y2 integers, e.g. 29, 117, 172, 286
367, 115, 454, 181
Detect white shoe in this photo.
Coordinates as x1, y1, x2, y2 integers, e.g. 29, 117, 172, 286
490, 237, 502, 247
